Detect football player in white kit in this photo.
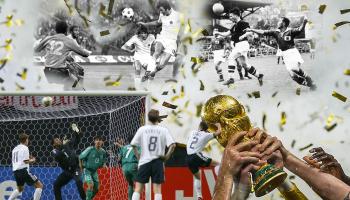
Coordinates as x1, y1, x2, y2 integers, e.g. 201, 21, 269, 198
130, 109, 176, 200
9, 133, 43, 200
122, 25, 156, 86
186, 121, 222, 200
137, 1, 182, 79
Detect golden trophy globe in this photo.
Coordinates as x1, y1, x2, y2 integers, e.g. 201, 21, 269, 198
202, 95, 287, 197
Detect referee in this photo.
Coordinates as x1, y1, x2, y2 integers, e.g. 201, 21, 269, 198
51, 123, 85, 200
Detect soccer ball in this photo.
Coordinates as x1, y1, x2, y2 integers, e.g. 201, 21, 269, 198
212, 3, 224, 15
122, 8, 134, 20
42, 96, 53, 107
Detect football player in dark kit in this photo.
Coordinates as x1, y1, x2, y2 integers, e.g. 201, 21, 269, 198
51, 123, 85, 200
247, 16, 317, 90
215, 8, 264, 86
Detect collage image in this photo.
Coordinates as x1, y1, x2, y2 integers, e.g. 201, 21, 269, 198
0, 0, 350, 200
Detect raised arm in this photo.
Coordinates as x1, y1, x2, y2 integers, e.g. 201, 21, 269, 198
214, 30, 231, 37
280, 146, 350, 200
291, 17, 308, 36
137, 20, 161, 28
246, 28, 268, 35
68, 123, 82, 149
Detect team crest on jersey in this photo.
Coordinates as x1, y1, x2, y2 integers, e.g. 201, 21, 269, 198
284, 35, 291, 41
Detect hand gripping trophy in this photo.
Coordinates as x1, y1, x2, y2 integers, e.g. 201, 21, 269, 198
202, 95, 287, 197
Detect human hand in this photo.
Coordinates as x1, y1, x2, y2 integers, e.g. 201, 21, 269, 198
219, 131, 262, 178
304, 147, 348, 182
71, 123, 80, 133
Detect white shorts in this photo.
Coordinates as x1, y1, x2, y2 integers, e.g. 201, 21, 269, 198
134, 54, 156, 72
213, 49, 226, 64
228, 41, 250, 65
282, 48, 304, 71
276, 49, 282, 56
156, 34, 177, 56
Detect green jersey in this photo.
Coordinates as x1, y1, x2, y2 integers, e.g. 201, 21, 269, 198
79, 146, 107, 171
118, 144, 139, 165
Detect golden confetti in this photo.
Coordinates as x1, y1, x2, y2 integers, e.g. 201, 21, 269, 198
127, 87, 136, 91
196, 103, 203, 117
107, 0, 115, 16
184, 100, 190, 109
299, 143, 313, 151
332, 91, 347, 102
296, 88, 301, 95
344, 69, 350, 75
252, 91, 260, 98
0, 77, 4, 83
291, 140, 296, 148
340, 9, 350, 14
334, 21, 350, 30
272, 91, 278, 98
16, 68, 27, 80
162, 101, 178, 109
171, 95, 180, 102
15, 82, 24, 90
104, 75, 122, 87
319, 4, 327, 14
151, 96, 158, 103
99, 3, 108, 18
300, 5, 308, 12
191, 57, 204, 64
100, 30, 110, 36
279, 111, 287, 130
180, 86, 185, 98
15, 19, 24, 26
0, 58, 8, 70
325, 123, 337, 132
262, 112, 267, 130
199, 80, 205, 91
162, 91, 168, 95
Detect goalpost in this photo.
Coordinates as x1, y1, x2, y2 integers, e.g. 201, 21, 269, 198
0, 91, 150, 200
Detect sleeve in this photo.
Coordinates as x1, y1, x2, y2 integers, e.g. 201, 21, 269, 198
66, 38, 91, 57
290, 20, 307, 36
52, 149, 64, 163
69, 132, 81, 149
79, 146, 92, 160
124, 36, 136, 47
263, 30, 277, 37
203, 133, 215, 144
130, 129, 141, 146
23, 147, 30, 160
165, 129, 175, 147
158, 13, 163, 23
34, 36, 51, 52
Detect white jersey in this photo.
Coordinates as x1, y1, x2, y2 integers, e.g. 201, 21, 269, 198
186, 130, 214, 155
12, 144, 30, 171
124, 34, 155, 60
158, 9, 181, 41
131, 125, 175, 166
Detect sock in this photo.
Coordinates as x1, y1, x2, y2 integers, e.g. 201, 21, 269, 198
132, 192, 140, 200
247, 65, 261, 78
194, 178, 202, 198
227, 65, 235, 79
86, 189, 94, 200
128, 185, 134, 200
9, 189, 21, 200
33, 188, 42, 200
155, 193, 162, 200
291, 69, 309, 86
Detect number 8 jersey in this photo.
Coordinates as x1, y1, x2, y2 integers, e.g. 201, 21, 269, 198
186, 130, 214, 155
131, 125, 175, 167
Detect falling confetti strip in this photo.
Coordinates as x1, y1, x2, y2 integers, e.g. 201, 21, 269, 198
99, 3, 108, 18
0, 77, 4, 83
299, 143, 313, 151
127, 87, 136, 91
325, 123, 337, 132
165, 79, 178, 83
196, 103, 203, 117
344, 69, 350, 76
271, 91, 278, 98
332, 91, 347, 102
279, 111, 287, 130
151, 96, 158, 103
100, 30, 110, 36
15, 82, 24, 90
334, 21, 350, 30
162, 91, 168, 95
291, 140, 296, 148
104, 75, 122, 87
296, 88, 301, 96
107, 0, 115, 16
199, 80, 205, 91
162, 101, 178, 109
318, 4, 327, 14
16, 68, 27, 80
340, 9, 350, 15
262, 112, 267, 130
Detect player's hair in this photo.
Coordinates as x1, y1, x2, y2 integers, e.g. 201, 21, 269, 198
94, 135, 104, 141
148, 109, 160, 123
127, 135, 134, 144
19, 133, 29, 143
51, 136, 59, 146
199, 121, 209, 131
137, 25, 148, 35
230, 7, 241, 17
55, 21, 68, 34
156, 0, 171, 11
282, 17, 290, 27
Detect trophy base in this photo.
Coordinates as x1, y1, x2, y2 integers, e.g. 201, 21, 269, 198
253, 164, 288, 197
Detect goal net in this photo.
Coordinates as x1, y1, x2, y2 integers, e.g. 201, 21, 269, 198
0, 94, 147, 200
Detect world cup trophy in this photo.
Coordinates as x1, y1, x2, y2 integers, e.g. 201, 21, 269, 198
202, 95, 287, 197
